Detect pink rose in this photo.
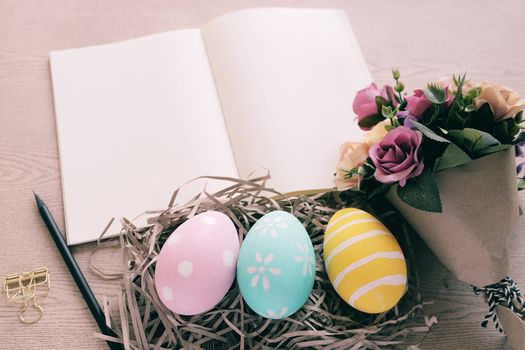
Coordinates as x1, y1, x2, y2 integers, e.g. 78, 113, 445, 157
405, 88, 453, 119
405, 89, 432, 117
353, 83, 396, 130
369, 127, 424, 187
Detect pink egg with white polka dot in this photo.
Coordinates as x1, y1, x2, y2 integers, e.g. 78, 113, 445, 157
154, 211, 239, 315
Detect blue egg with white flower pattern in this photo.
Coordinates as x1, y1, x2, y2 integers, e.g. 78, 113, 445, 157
237, 210, 316, 319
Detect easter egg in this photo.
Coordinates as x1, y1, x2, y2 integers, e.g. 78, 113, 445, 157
154, 211, 239, 315
237, 210, 315, 319
323, 208, 407, 314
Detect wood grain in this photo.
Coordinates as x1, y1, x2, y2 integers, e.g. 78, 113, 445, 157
0, 0, 524, 349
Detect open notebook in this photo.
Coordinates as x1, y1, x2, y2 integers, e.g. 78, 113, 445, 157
50, 8, 372, 245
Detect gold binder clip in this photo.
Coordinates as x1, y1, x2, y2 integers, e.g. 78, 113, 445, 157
3, 267, 50, 324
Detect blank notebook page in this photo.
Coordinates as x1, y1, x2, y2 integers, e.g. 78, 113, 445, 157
50, 30, 238, 245
203, 8, 371, 192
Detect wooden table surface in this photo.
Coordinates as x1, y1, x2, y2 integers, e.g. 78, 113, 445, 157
1, 1, 524, 349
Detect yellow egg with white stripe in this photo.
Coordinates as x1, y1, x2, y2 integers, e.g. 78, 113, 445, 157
323, 208, 407, 314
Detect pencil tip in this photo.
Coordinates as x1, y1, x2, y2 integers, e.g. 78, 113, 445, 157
33, 191, 42, 204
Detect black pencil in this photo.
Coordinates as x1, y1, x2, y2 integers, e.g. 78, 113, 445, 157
34, 192, 123, 350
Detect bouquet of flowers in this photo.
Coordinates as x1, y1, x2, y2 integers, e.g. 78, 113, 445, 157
335, 71, 525, 348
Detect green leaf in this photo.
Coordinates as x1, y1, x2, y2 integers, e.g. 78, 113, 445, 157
469, 128, 501, 153
513, 132, 525, 144
358, 114, 385, 129
456, 97, 465, 109
434, 143, 472, 172
396, 170, 442, 212
411, 121, 451, 143
453, 73, 467, 91
342, 167, 359, 179
501, 118, 520, 142
470, 103, 494, 133
447, 111, 468, 129
477, 143, 511, 156
447, 128, 501, 156
424, 83, 446, 104
375, 95, 389, 109
366, 184, 390, 199
467, 87, 481, 99
510, 120, 521, 138
382, 105, 393, 118
460, 128, 482, 150
464, 104, 476, 112
516, 110, 523, 124
494, 121, 513, 143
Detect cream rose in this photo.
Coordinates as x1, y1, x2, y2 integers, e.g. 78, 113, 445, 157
475, 82, 525, 121
364, 119, 391, 145
335, 142, 369, 190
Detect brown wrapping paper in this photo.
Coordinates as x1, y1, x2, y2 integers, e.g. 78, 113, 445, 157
386, 149, 517, 287
386, 149, 525, 347
497, 306, 525, 350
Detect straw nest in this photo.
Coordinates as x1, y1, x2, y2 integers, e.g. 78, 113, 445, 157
92, 175, 434, 350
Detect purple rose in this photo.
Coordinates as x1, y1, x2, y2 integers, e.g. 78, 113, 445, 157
405, 89, 432, 117
369, 127, 424, 187
353, 83, 396, 130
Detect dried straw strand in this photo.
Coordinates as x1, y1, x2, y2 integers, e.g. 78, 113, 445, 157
92, 175, 434, 349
